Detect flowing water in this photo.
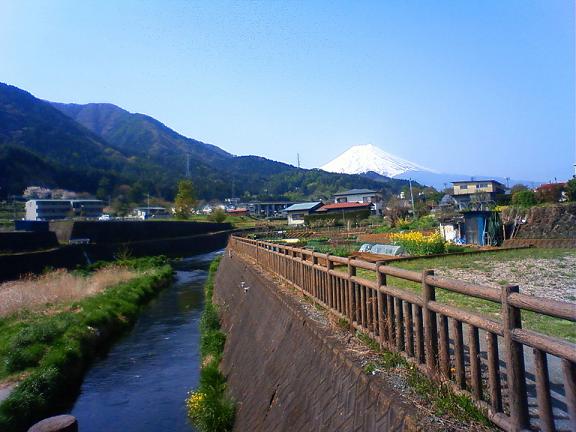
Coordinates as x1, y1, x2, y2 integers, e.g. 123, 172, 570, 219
69, 250, 223, 432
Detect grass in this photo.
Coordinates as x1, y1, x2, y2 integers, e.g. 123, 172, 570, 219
0, 266, 139, 317
0, 257, 172, 432
186, 257, 235, 432
352, 248, 576, 342
355, 331, 490, 426
187, 214, 260, 229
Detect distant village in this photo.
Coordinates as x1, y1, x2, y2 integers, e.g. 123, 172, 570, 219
8, 176, 575, 248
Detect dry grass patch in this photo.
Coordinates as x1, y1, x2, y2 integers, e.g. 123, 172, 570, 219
0, 266, 139, 317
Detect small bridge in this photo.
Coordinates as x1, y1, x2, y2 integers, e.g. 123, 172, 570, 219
227, 236, 576, 432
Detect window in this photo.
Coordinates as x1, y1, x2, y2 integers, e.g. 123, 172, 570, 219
291, 213, 304, 221
337, 197, 348, 203
460, 185, 468, 190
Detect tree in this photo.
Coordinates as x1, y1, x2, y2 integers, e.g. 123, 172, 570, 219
512, 190, 536, 207
208, 208, 227, 223
536, 184, 564, 204
510, 184, 528, 195
174, 179, 196, 219
96, 177, 111, 200
566, 178, 576, 202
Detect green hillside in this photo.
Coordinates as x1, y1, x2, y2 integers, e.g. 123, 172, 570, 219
1, 82, 413, 201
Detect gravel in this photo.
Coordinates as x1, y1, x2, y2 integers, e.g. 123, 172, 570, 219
435, 254, 576, 303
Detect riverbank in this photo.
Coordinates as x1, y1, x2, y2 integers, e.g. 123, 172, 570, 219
186, 256, 235, 431
0, 257, 173, 432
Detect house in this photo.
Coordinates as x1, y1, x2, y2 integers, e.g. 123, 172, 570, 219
451, 180, 507, 211
315, 201, 372, 214
332, 189, 383, 215
284, 202, 323, 225
25, 199, 104, 221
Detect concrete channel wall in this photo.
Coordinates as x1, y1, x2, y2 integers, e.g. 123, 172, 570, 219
214, 252, 420, 432
0, 230, 233, 281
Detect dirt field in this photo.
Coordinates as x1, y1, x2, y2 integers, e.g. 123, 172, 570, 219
392, 248, 576, 304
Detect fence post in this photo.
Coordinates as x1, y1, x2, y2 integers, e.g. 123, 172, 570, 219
312, 254, 318, 299
326, 254, 333, 309
347, 257, 356, 325
502, 284, 529, 430
422, 269, 438, 372
376, 261, 386, 348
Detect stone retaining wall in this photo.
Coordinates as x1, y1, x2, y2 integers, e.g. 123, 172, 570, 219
502, 203, 576, 240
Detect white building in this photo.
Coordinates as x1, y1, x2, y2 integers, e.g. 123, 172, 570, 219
284, 202, 323, 225
25, 199, 104, 221
332, 189, 383, 215
25, 200, 73, 221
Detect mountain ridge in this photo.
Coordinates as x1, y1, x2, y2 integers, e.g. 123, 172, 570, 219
1, 83, 413, 201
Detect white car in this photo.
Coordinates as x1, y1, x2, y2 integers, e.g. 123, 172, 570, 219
98, 214, 111, 221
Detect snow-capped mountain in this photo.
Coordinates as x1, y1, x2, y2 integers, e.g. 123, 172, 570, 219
320, 144, 535, 190
320, 144, 433, 178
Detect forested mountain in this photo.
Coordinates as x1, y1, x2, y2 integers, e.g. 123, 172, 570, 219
51, 102, 231, 170
1, 82, 413, 201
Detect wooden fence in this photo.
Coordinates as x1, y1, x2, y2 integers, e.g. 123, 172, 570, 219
229, 236, 576, 432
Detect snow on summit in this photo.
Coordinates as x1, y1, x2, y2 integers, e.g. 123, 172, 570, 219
320, 144, 431, 178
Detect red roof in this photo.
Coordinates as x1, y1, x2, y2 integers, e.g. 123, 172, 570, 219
316, 202, 372, 212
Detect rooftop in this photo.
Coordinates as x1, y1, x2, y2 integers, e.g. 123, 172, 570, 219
451, 180, 506, 187
284, 202, 323, 212
333, 188, 378, 196
316, 202, 372, 212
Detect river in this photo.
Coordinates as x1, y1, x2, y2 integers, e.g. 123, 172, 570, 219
69, 250, 222, 432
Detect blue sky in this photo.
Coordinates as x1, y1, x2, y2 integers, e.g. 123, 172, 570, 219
1, 0, 574, 181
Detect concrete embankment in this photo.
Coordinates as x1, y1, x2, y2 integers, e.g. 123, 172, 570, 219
214, 252, 420, 432
0, 225, 234, 281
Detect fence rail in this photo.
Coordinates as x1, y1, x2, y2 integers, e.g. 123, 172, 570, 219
229, 236, 576, 432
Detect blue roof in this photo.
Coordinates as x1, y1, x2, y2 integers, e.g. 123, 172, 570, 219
333, 188, 377, 196
284, 202, 322, 212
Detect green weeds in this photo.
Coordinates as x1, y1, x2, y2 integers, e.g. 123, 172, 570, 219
355, 332, 490, 426
186, 256, 235, 432
0, 257, 172, 432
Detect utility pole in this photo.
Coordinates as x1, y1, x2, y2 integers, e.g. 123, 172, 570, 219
409, 178, 416, 219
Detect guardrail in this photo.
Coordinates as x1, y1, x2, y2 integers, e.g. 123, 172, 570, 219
229, 236, 576, 432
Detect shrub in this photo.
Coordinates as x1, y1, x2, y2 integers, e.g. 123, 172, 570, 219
390, 231, 446, 255
512, 190, 536, 207
208, 208, 227, 223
